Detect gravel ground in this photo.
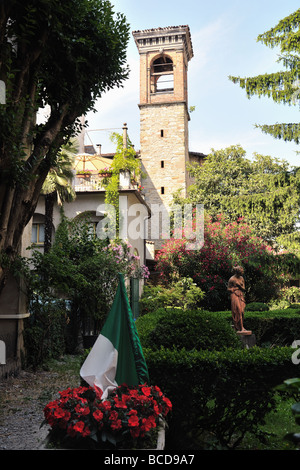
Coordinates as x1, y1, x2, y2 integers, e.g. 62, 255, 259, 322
0, 358, 81, 450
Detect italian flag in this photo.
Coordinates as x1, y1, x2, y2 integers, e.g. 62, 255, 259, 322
80, 273, 149, 398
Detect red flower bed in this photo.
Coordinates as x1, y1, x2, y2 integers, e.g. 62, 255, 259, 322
43, 383, 172, 449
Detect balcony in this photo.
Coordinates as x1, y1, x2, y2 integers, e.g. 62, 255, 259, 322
74, 171, 142, 193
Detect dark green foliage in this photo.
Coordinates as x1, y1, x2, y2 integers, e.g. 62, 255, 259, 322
245, 302, 269, 311
0, 0, 130, 294
143, 346, 298, 449
276, 378, 300, 448
23, 297, 68, 369
27, 213, 141, 360
229, 9, 300, 145
30, 214, 120, 329
136, 307, 300, 448
136, 308, 242, 351
182, 146, 300, 244
215, 309, 300, 347
139, 279, 204, 316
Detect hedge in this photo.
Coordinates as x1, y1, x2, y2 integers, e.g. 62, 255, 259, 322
136, 308, 242, 352
214, 309, 300, 347
143, 346, 299, 449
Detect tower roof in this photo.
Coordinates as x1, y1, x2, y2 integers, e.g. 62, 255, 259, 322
132, 25, 193, 62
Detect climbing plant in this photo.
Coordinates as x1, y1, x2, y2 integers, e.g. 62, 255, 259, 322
103, 132, 143, 234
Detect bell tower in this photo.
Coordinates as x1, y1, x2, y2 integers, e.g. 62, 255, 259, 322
133, 26, 194, 242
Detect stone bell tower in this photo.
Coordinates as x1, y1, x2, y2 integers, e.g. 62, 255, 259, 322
132, 26, 194, 244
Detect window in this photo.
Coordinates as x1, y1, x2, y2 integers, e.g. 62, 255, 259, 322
88, 222, 98, 239
151, 56, 174, 93
161, 129, 164, 137
161, 161, 164, 168
32, 223, 45, 244
161, 187, 165, 195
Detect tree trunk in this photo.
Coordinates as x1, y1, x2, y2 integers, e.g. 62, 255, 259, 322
44, 192, 56, 253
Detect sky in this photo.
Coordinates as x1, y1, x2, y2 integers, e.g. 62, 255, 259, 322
84, 0, 300, 168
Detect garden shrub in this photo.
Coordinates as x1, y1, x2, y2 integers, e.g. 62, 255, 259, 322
155, 215, 298, 310
136, 308, 242, 351
143, 346, 299, 449
24, 296, 68, 369
139, 278, 204, 316
245, 302, 269, 311
214, 309, 300, 347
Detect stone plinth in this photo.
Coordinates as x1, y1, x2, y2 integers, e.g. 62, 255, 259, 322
237, 333, 256, 349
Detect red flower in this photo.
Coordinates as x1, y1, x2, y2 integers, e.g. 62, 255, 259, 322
94, 385, 103, 400
141, 386, 151, 397
110, 419, 122, 431
82, 426, 91, 437
114, 397, 127, 409
75, 404, 90, 415
101, 400, 111, 411
109, 410, 119, 421
53, 407, 65, 419
141, 416, 155, 432
73, 421, 85, 433
163, 396, 172, 413
68, 421, 91, 438
93, 409, 103, 422
128, 414, 139, 428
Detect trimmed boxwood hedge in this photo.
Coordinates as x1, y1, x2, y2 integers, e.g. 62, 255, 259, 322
136, 308, 300, 449
136, 308, 242, 351
143, 345, 299, 449
214, 309, 300, 347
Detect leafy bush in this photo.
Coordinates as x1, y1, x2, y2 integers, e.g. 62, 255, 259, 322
28, 214, 149, 356
24, 296, 68, 369
143, 346, 298, 449
215, 309, 300, 347
276, 378, 300, 449
155, 214, 298, 310
246, 302, 269, 311
136, 308, 241, 351
280, 286, 300, 304
139, 278, 204, 315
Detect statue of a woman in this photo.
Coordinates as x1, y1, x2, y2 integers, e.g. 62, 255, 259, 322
228, 266, 250, 333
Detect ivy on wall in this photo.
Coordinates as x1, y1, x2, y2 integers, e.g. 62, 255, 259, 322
103, 132, 143, 234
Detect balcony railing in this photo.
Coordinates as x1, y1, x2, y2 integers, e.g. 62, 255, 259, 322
74, 171, 141, 193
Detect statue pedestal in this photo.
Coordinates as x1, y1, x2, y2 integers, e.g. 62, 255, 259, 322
237, 332, 256, 349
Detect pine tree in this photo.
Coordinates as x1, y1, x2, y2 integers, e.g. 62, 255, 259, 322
229, 9, 300, 145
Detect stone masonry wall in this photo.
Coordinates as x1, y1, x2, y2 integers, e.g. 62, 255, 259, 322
140, 101, 189, 243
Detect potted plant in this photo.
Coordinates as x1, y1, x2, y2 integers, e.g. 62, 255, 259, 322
76, 170, 92, 178
99, 167, 113, 177
42, 383, 172, 450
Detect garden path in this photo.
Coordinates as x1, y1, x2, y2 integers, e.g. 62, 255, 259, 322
0, 360, 80, 450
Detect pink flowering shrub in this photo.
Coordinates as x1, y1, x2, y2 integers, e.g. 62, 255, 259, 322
156, 215, 287, 310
